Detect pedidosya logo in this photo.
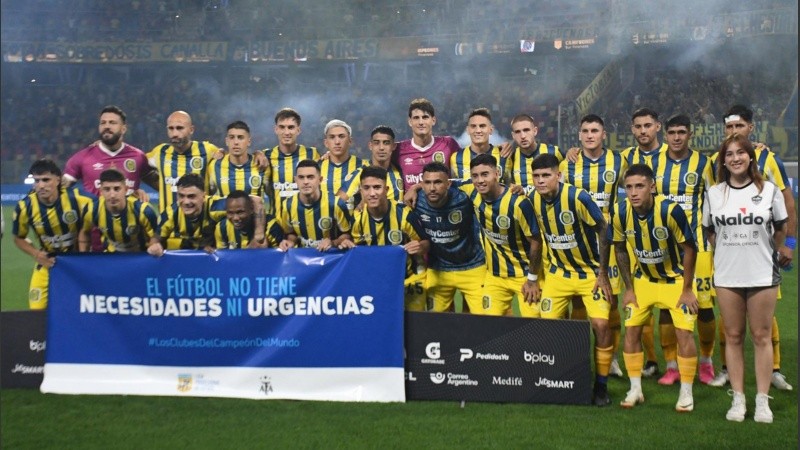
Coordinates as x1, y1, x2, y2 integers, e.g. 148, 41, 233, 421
523, 351, 556, 365
422, 342, 444, 364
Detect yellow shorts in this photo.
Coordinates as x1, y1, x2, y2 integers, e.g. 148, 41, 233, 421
695, 250, 714, 308
29, 264, 49, 310
481, 272, 524, 316
608, 248, 622, 295
539, 272, 611, 320
625, 275, 697, 331
426, 265, 485, 313
404, 271, 427, 311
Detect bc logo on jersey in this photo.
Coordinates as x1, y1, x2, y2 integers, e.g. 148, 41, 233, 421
318, 217, 332, 231
496, 215, 511, 230
652, 226, 668, 241
190, 157, 204, 171
124, 159, 136, 173
559, 211, 575, 225
62, 210, 79, 224
603, 170, 616, 184
684, 172, 698, 186
448, 210, 462, 224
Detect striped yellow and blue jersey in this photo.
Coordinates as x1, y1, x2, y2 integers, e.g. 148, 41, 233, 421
509, 143, 565, 196
320, 154, 367, 196
279, 192, 352, 248
214, 213, 284, 249
612, 195, 696, 281
651, 149, 713, 251
147, 140, 219, 214
351, 200, 427, 278
13, 188, 92, 253
159, 196, 227, 250
531, 183, 605, 278
342, 164, 405, 206
559, 148, 626, 221
709, 146, 790, 190
82, 196, 159, 252
621, 142, 667, 166
450, 145, 509, 181
263, 144, 320, 214
208, 154, 269, 198
461, 184, 539, 278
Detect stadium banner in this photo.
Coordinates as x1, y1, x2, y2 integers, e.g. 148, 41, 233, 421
405, 312, 592, 405
575, 59, 623, 117
2, 41, 228, 63
0, 310, 47, 388
41, 247, 406, 402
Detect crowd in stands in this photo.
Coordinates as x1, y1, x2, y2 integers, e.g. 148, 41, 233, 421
1, 0, 792, 43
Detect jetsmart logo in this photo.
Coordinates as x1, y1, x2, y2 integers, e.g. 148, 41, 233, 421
523, 351, 555, 365
714, 211, 764, 226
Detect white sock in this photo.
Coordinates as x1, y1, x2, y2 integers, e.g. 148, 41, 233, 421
666, 360, 678, 370
630, 377, 642, 390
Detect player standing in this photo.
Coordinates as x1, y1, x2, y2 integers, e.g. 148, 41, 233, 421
319, 119, 366, 196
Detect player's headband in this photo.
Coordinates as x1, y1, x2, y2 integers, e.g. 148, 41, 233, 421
724, 114, 742, 123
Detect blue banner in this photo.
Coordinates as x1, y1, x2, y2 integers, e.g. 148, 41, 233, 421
41, 247, 407, 401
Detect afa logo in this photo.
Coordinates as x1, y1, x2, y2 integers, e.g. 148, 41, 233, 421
496, 215, 511, 230
559, 211, 575, 225
432, 152, 446, 164
124, 158, 137, 173
683, 172, 698, 187
249, 175, 262, 188
388, 229, 403, 245
318, 217, 332, 231
259, 376, 274, 395
652, 226, 668, 241
177, 374, 193, 392
540, 298, 552, 312
190, 157, 205, 171
448, 210, 462, 224
62, 210, 79, 225
603, 170, 617, 184
125, 225, 139, 236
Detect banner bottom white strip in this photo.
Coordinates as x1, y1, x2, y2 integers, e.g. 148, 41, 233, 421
41, 364, 405, 402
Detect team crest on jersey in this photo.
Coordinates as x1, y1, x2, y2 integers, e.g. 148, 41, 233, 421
624, 306, 632, 320
559, 211, 575, 225
62, 210, 79, 225
496, 215, 511, 230
482, 295, 491, 310
29, 288, 42, 302
652, 226, 668, 241
190, 157, 204, 171
603, 170, 616, 184
318, 217, 332, 231
125, 225, 138, 236
432, 152, 445, 163
448, 210, 463, 224
683, 172, 698, 186
541, 298, 552, 312
751, 194, 762, 205
395, 179, 403, 192
249, 175, 262, 188
124, 158, 137, 173
388, 230, 403, 245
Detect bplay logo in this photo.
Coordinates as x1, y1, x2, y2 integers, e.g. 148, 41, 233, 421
460, 348, 473, 362
430, 372, 446, 384
523, 351, 555, 365
29, 340, 46, 352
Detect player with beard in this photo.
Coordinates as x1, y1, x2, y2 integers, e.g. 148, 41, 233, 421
507, 113, 566, 196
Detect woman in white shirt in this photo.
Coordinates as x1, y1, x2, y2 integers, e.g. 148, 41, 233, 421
702, 133, 791, 424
